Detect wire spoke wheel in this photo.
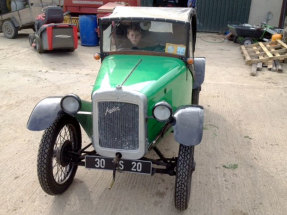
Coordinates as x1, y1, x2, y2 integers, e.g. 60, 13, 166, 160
174, 145, 195, 211
52, 126, 74, 184
37, 114, 81, 195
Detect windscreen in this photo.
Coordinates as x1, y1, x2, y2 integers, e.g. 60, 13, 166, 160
102, 20, 187, 56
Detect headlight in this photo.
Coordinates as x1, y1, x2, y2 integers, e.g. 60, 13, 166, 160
60, 94, 81, 115
152, 101, 172, 122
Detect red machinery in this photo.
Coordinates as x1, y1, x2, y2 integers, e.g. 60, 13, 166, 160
63, 0, 141, 42
29, 6, 78, 53
63, 0, 140, 15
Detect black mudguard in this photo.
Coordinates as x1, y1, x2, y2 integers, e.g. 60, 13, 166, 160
27, 97, 63, 131
173, 105, 204, 146
193, 57, 206, 89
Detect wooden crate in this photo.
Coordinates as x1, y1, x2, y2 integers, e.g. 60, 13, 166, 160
241, 40, 287, 65
241, 40, 285, 75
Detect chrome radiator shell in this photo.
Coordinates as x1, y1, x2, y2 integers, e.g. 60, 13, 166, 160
92, 88, 147, 159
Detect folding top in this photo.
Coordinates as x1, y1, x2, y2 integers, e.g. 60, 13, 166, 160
100, 6, 195, 23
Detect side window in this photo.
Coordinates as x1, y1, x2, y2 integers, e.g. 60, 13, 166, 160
102, 24, 112, 51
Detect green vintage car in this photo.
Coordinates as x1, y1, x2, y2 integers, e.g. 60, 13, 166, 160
27, 6, 205, 210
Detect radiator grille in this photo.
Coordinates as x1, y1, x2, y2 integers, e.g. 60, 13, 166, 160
98, 102, 139, 150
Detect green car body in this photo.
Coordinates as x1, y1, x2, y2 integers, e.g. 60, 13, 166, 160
77, 54, 193, 145
27, 7, 205, 211
27, 6, 205, 160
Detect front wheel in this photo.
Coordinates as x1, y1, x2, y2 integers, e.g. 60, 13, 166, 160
29, 33, 35, 46
174, 145, 195, 211
2, 20, 18, 39
37, 114, 82, 195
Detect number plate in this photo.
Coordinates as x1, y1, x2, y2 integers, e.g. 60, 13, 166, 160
85, 156, 152, 175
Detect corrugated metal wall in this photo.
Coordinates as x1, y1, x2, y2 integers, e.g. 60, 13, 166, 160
197, 0, 252, 32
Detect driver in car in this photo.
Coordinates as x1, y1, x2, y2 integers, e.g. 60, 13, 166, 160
126, 24, 142, 49
117, 22, 165, 52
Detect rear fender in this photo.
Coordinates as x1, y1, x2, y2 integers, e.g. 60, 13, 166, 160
27, 97, 63, 131
173, 105, 204, 146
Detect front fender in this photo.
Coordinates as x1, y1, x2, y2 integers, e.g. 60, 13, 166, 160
10, 17, 20, 28
27, 97, 63, 131
173, 106, 204, 146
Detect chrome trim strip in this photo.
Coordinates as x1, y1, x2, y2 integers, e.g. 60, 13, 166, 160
77, 111, 92, 115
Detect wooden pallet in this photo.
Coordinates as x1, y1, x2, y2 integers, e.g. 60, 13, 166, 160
241, 40, 285, 75
241, 40, 287, 65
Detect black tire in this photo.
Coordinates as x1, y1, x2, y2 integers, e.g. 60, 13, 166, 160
175, 145, 195, 211
192, 88, 200, 105
35, 37, 44, 53
2, 20, 18, 39
37, 114, 82, 195
29, 34, 35, 46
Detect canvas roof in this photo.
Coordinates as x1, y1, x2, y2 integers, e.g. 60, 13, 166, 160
100, 6, 195, 23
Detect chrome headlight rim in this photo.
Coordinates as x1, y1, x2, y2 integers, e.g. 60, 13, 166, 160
60, 94, 81, 115
152, 101, 173, 122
